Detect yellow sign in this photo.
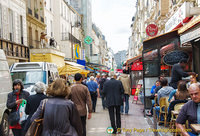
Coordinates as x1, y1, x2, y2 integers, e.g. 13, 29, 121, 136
75, 44, 80, 59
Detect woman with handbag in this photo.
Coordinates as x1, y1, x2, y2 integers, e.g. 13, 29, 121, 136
6, 79, 30, 136
30, 78, 82, 136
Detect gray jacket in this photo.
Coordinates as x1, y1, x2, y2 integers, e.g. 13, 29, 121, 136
157, 86, 174, 103
31, 98, 82, 136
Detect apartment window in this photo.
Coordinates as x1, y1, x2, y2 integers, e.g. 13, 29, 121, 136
29, 27, 32, 47
49, 0, 52, 11
61, 2, 63, 16
50, 20, 53, 37
20, 16, 24, 44
62, 24, 64, 40
35, 30, 39, 48
28, 0, 31, 9
9, 9, 14, 41
64, 5, 66, 19
0, 4, 2, 38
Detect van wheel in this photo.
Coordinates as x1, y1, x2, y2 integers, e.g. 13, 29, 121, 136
1, 113, 9, 136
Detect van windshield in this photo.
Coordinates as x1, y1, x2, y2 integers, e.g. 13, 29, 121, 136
11, 71, 45, 87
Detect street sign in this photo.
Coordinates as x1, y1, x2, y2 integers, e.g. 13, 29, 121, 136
84, 36, 93, 45
75, 44, 80, 59
146, 24, 158, 37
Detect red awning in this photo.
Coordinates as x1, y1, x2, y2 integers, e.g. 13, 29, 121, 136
126, 55, 142, 65
100, 70, 109, 73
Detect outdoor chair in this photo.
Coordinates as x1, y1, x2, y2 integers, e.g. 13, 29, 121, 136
158, 97, 169, 127
170, 103, 185, 129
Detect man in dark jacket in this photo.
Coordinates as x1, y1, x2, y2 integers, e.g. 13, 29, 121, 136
169, 59, 194, 89
99, 73, 108, 109
103, 72, 124, 134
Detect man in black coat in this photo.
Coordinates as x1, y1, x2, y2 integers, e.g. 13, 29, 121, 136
103, 72, 124, 134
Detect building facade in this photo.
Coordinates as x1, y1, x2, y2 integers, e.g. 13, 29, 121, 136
114, 50, 127, 69
26, 0, 46, 49
0, 0, 29, 66
68, 0, 92, 59
128, 0, 200, 59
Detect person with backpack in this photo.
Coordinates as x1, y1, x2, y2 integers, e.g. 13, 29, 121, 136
99, 73, 108, 109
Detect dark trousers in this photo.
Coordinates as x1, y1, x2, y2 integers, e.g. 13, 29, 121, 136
81, 116, 86, 136
108, 106, 121, 133
90, 91, 97, 112
12, 122, 26, 136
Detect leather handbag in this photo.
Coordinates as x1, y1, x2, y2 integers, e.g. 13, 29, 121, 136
8, 110, 20, 126
25, 99, 47, 136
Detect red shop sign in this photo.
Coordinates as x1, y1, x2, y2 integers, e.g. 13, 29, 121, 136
146, 24, 158, 37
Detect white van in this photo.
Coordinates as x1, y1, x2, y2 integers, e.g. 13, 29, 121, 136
10, 62, 59, 95
0, 49, 12, 136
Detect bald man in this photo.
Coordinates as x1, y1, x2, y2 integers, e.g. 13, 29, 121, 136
176, 83, 200, 136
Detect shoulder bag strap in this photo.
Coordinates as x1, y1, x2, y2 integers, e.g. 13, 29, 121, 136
41, 99, 48, 118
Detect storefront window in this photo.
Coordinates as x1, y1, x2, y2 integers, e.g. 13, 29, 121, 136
143, 49, 158, 61
144, 61, 159, 77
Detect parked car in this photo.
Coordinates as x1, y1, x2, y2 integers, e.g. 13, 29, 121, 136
10, 62, 59, 95
0, 49, 12, 136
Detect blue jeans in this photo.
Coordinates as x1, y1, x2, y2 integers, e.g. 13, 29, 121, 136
154, 106, 164, 121
121, 94, 129, 114
188, 132, 198, 136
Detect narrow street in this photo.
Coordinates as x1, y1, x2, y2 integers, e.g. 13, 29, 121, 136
87, 97, 154, 136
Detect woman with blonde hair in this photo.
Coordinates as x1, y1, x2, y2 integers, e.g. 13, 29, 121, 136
31, 78, 82, 136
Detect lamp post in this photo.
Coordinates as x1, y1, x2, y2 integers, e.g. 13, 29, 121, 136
71, 22, 81, 60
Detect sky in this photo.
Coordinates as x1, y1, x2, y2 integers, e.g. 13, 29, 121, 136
92, 0, 136, 53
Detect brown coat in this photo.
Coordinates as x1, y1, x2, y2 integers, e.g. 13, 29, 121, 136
118, 74, 131, 95
70, 83, 92, 116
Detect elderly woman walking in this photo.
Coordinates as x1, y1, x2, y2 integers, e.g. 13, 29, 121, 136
31, 78, 82, 136
24, 82, 47, 133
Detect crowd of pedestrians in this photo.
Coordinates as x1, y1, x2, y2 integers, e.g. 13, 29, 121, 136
6, 58, 200, 136
6, 71, 130, 136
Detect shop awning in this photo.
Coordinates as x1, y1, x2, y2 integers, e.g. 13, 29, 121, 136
58, 65, 89, 75
143, 29, 179, 53
86, 66, 94, 72
126, 55, 142, 65
65, 61, 85, 69
178, 15, 200, 34
99, 69, 109, 73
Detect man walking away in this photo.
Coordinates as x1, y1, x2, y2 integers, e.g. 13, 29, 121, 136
70, 73, 92, 136
103, 72, 124, 134
99, 73, 108, 109
169, 58, 194, 89
87, 76, 100, 112
118, 70, 131, 114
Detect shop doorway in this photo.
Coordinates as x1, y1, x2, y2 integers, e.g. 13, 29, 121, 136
193, 40, 200, 80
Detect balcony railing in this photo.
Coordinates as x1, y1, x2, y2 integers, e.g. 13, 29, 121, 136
28, 8, 32, 15
0, 38, 29, 59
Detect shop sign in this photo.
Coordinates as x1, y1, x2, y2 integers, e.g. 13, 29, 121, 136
165, 2, 190, 32
74, 44, 80, 59
180, 26, 200, 45
146, 24, 158, 37
84, 36, 93, 45
163, 50, 189, 66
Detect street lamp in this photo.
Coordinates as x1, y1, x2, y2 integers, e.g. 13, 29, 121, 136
71, 21, 81, 60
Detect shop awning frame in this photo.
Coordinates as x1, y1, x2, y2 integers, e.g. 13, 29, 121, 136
126, 55, 142, 65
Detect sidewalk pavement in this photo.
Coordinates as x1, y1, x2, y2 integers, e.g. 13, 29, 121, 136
86, 96, 154, 136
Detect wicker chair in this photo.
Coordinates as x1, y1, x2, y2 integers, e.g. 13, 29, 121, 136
158, 97, 169, 127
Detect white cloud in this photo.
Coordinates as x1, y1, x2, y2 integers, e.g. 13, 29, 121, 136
92, 0, 136, 53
